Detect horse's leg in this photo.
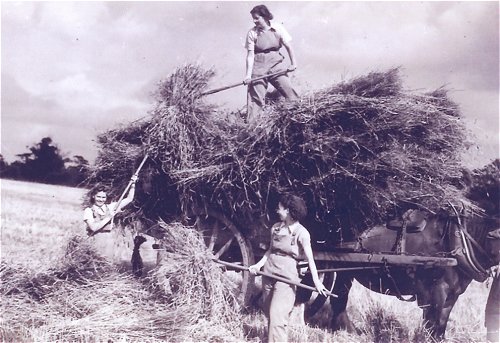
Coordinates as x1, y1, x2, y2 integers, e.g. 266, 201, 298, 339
433, 271, 472, 340
330, 272, 355, 333
434, 301, 457, 340
431, 279, 451, 340
417, 272, 462, 341
415, 272, 440, 338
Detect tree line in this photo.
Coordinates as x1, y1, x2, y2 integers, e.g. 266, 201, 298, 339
0, 137, 90, 187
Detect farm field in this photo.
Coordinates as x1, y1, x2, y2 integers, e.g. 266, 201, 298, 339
0, 179, 493, 342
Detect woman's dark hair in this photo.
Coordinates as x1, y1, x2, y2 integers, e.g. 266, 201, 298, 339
89, 186, 108, 204
250, 5, 273, 22
279, 193, 307, 221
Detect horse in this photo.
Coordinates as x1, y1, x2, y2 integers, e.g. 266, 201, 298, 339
328, 207, 500, 340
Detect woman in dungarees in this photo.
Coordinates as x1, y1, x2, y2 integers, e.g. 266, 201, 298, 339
83, 177, 137, 259
249, 193, 328, 343
244, 5, 298, 122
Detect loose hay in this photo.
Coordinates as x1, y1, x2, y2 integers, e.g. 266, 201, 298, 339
150, 221, 241, 325
87, 64, 478, 239
30, 274, 192, 342
1, 230, 244, 342
0, 235, 113, 301
1, 273, 193, 342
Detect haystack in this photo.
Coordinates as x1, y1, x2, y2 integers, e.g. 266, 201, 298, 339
87, 63, 473, 237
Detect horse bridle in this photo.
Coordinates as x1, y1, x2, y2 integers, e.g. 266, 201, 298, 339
449, 205, 493, 260
448, 204, 493, 279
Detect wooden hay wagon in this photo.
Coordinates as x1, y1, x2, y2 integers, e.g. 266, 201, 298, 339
89, 65, 470, 317
146, 198, 458, 317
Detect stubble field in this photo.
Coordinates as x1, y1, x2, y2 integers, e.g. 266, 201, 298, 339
0, 179, 492, 342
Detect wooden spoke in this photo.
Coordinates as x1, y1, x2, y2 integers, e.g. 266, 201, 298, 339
214, 237, 234, 259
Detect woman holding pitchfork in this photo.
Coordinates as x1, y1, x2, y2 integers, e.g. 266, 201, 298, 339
83, 173, 140, 262
84, 155, 147, 240
243, 4, 298, 121
83, 176, 138, 237
249, 193, 328, 343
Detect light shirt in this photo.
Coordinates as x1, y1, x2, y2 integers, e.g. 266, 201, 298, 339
245, 22, 292, 51
83, 202, 118, 223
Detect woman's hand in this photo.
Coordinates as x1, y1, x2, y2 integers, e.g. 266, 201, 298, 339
314, 279, 329, 296
248, 264, 261, 275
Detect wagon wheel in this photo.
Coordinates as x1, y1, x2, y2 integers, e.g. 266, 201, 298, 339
192, 207, 255, 307
303, 263, 336, 318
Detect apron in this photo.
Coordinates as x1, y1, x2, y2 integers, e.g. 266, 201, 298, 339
263, 222, 303, 283
252, 28, 286, 77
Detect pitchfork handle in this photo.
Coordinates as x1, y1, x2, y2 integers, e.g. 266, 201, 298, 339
200, 69, 291, 96
113, 154, 148, 212
213, 259, 337, 298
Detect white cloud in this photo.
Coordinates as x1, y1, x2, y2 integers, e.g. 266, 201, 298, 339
38, 2, 106, 35
1, 1, 498, 166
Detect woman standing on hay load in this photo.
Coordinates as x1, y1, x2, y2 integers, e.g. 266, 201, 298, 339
244, 4, 298, 122
83, 176, 138, 259
249, 193, 328, 343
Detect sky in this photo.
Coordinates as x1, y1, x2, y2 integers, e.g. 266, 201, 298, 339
1, 1, 499, 168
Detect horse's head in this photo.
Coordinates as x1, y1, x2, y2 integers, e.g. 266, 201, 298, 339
450, 209, 500, 281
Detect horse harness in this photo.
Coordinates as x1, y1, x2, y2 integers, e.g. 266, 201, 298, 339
387, 209, 427, 254
382, 208, 493, 299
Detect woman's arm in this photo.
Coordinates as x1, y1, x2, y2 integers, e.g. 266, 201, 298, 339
249, 250, 270, 275
282, 40, 297, 71
115, 182, 136, 211
302, 236, 328, 296
244, 50, 255, 84
84, 212, 113, 234
114, 175, 138, 212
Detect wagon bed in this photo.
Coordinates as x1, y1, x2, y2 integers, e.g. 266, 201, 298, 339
314, 250, 457, 267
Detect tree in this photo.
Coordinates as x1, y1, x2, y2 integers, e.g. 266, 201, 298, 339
1, 137, 90, 187
0, 154, 8, 178
22, 137, 65, 183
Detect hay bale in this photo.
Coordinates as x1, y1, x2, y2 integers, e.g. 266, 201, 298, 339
87, 64, 475, 235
